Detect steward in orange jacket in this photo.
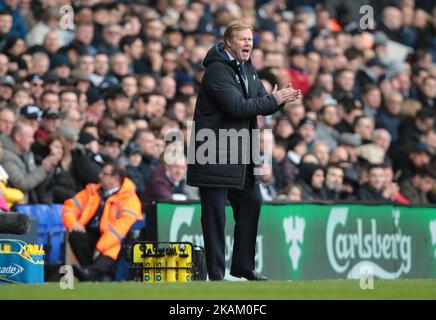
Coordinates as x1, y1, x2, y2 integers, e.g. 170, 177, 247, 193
62, 161, 142, 281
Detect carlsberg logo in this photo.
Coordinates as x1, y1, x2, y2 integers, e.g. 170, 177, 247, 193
327, 208, 412, 279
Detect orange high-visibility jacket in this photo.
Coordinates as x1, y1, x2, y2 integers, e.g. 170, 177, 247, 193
62, 178, 142, 260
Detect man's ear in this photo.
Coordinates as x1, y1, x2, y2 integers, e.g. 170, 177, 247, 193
224, 38, 231, 48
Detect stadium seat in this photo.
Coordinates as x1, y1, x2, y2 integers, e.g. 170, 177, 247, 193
15, 204, 66, 266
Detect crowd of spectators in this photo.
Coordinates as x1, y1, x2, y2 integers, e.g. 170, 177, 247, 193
0, 0, 435, 208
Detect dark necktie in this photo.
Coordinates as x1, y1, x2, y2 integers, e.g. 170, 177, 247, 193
239, 62, 249, 94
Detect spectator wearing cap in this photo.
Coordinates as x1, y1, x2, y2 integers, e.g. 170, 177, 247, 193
124, 142, 144, 196
297, 117, 317, 152
355, 58, 388, 96
393, 108, 434, 168
19, 104, 42, 132
338, 132, 362, 164
398, 141, 431, 182
315, 100, 340, 151
28, 74, 45, 100
57, 123, 79, 162
50, 54, 72, 80
99, 133, 122, 162
400, 166, 436, 205
71, 131, 105, 189
42, 73, 61, 94
70, 69, 91, 93
1, 122, 61, 203
177, 74, 196, 97
0, 75, 15, 102
33, 108, 61, 162
192, 61, 206, 89
321, 48, 337, 74
84, 88, 105, 124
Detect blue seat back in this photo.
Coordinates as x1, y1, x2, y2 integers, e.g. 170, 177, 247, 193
113, 218, 146, 281
15, 204, 66, 265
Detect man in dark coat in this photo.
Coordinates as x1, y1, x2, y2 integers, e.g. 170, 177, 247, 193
357, 164, 391, 203
296, 163, 328, 201
187, 21, 301, 281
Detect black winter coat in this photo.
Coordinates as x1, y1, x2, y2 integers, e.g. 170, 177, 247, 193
187, 42, 282, 189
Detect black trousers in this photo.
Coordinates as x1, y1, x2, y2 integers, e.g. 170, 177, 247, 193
199, 174, 262, 280
69, 230, 115, 277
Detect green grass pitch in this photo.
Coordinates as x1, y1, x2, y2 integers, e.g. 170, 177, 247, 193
1, 279, 436, 300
